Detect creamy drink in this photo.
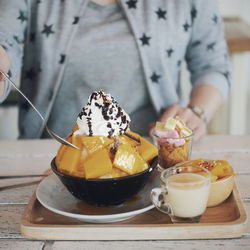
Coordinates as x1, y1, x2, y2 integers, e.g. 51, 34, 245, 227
151, 165, 211, 223
166, 173, 210, 218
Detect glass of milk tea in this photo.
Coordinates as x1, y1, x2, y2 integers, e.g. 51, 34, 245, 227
150, 165, 211, 223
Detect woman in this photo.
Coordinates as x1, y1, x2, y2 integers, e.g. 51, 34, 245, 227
0, 0, 231, 140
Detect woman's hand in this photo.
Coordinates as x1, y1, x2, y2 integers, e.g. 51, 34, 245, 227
0, 46, 10, 95
159, 104, 206, 141
149, 84, 223, 141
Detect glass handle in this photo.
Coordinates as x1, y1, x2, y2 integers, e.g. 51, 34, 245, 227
150, 188, 173, 215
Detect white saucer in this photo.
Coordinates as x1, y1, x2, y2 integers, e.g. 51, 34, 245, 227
36, 170, 160, 223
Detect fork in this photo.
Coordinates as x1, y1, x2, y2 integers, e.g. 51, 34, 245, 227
0, 174, 48, 179
0, 70, 79, 150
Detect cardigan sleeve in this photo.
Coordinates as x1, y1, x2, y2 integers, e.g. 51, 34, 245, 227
185, 0, 231, 99
0, 0, 28, 103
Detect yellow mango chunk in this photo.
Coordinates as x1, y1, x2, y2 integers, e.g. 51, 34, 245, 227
119, 131, 141, 147
114, 144, 148, 175
155, 121, 164, 129
211, 175, 218, 182
69, 169, 85, 178
99, 167, 128, 179
70, 149, 89, 178
56, 135, 85, 175
211, 160, 234, 178
84, 148, 112, 179
55, 144, 67, 167
57, 146, 81, 175
81, 136, 114, 154
137, 137, 158, 162
72, 134, 83, 147
55, 135, 74, 166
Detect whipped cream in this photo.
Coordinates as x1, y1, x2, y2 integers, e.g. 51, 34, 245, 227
74, 90, 131, 137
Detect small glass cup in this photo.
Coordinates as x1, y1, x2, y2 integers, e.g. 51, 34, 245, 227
152, 131, 193, 169
150, 165, 211, 223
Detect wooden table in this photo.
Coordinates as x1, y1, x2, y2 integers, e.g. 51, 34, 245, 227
0, 136, 249, 249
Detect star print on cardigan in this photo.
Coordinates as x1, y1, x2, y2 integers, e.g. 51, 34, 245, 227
212, 14, 218, 24
202, 64, 211, 70
191, 40, 201, 47
25, 67, 37, 80
150, 72, 161, 83
42, 24, 55, 37
6, 41, 13, 47
223, 71, 230, 80
17, 10, 28, 23
126, 0, 137, 9
207, 42, 216, 51
156, 8, 167, 20
30, 32, 36, 42
59, 54, 66, 64
37, 0, 42, 4
13, 35, 24, 44
183, 22, 191, 32
177, 60, 182, 67
166, 48, 174, 57
1, 45, 7, 51
7, 70, 12, 78
191, 6, 197, 24
139, 33, 151, 46
72, 16, 80, 25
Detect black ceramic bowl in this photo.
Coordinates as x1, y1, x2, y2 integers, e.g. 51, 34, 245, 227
51, 157, 157, 206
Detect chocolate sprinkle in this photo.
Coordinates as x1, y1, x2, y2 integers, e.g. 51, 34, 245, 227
121, 115, 127, 124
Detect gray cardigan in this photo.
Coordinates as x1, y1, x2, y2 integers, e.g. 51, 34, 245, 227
0, 0, 231, 138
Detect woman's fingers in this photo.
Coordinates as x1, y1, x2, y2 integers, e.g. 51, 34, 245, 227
192, 123, 206, 142
160, 104, 181, 122
0, 46, 10, 81
0, 71, 7, 81
158, 104, 207, 141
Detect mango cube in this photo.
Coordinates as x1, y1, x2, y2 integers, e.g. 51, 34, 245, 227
137, 137, 158, 162
211, 160, 234, 178
155, 121, 164, 129
84, 148, 112, 179
57, 146, 82, 175
81, 136, 114, 154
99, 167, 128, 179
119, 130, 141, 147
164, 117, 177, 130
114, 144, 148, 175
56, 135, 82, 174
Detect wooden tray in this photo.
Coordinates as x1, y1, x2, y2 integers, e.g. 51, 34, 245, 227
20, 183, 248, 240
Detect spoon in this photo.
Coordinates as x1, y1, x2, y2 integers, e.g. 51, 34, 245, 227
0, 70, 79, 150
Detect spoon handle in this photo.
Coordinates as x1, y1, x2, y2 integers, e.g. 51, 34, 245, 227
0, 70, 79, 149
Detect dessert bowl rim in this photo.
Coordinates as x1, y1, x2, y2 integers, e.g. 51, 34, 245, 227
211, 174, 234, 183
51, 157, 158, 182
